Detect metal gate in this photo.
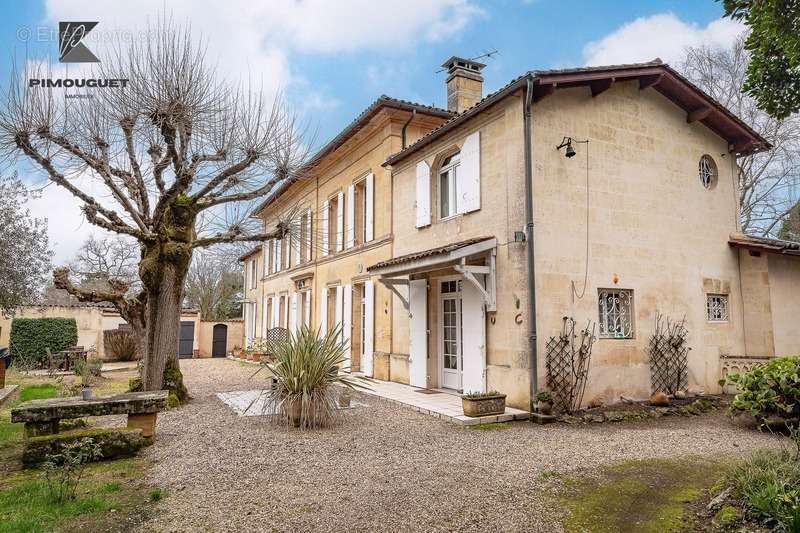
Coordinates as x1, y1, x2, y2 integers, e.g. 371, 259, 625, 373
212, 324, 228, 358
178, 321, 195, 359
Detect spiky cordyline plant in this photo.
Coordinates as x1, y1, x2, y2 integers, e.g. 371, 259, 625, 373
262, 324, 369, 429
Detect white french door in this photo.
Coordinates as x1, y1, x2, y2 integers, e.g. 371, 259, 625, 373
439, 280, 462, 390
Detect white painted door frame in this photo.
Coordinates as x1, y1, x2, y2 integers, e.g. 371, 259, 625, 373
438, 276, 463, 391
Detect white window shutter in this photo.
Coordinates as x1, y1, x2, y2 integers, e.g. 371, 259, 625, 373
409, 279, 428, 387
263, 244, 269, 276
306, 208, 313, 262
461, 276, 486, 393
275, 239, 282, 272
365, 172, 374, 242
285, 234, 292, 269
290, 292, 298, 333
294, 227, 301, 267
336, 191, 344, 252
321, 201, 329, 256
415, 161, 431, 228
346, 184, 355, 249
458, 130, 481, 214
363, 280, 374, 376
261, 296, 269, 334
303, 291, 311, 328
320, 288, 328, 334
343, 284, 352, 369
334, 286, 343, 340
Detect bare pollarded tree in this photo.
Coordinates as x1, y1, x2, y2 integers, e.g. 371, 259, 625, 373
681, 38, 800, 237
0, 23, 309, 396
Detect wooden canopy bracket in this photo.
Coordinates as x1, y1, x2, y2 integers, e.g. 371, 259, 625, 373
454, 252, 497, 312
379, 278, 410, 311
639, 74, 662, 90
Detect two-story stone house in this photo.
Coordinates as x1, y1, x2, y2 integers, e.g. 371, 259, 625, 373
240, 97, 452, 376
245, 57, 800, 410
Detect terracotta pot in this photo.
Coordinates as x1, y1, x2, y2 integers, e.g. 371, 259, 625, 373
537, 400, 553, 415
251, 353, 261, 363
462, 394, 506, 417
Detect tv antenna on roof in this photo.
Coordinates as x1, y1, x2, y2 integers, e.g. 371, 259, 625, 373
435, 49, 499, 73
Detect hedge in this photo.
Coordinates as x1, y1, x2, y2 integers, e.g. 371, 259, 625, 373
9, 317, 78, 365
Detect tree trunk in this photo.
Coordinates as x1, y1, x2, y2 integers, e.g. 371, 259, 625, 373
143, 262, 182, 390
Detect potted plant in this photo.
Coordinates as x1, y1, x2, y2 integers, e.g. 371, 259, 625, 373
232, 345, 242, 358
462, 390, 506, 417
536, 390, 554, 415
74, 359, 93, 400
262, 325, 369, 429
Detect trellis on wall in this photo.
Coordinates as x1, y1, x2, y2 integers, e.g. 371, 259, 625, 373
648, 312, 690, 395
545, 317, 596, 413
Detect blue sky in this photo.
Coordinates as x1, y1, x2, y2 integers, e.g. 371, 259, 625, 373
0, 0, 744, 262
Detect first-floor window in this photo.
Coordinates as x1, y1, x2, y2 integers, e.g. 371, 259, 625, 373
439, 152, 459, 219
598, 288, 634, 339
706, 294, 729, 322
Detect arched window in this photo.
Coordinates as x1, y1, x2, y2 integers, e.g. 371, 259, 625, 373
439, 151, 460, 218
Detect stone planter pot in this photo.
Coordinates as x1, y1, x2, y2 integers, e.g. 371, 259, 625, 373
81, 388, 92, 401
462, 393, 506, 417
537, 400, 553, 416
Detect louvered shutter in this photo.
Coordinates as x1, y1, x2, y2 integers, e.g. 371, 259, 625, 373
336, 191, 344, 252
346, 184, 355, 249
365, 172, 374, 242
321, 200, 329, 256
457, 131, 481, 214
415, 161, 431, 228
363, 280, 374, 376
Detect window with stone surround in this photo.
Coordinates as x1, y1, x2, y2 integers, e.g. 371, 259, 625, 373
598, 288, 634, 339
706, 294, 729, 322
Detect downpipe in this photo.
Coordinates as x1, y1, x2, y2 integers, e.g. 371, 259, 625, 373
523, 77, 538, 411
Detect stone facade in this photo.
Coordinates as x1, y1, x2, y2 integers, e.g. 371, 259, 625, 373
243, 62, 799, 411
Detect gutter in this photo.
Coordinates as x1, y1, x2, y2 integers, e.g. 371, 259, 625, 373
523, 77, 538, 411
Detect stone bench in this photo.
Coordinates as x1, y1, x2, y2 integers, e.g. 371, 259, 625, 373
11, 391, 168, 440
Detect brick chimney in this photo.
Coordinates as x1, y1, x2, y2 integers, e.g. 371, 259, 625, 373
442, 56, 485, 113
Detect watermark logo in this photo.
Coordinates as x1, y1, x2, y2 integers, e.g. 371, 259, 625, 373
58, 22, 99, 63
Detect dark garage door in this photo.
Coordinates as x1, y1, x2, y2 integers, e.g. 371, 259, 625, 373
179, 321, 195, 359
212, 324, 228, 358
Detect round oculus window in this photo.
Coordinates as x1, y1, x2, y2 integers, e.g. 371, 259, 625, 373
699, 155, 717, 189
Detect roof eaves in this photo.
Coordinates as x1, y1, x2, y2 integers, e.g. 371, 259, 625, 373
250, 96, 454, 218
384, 59, 770, 166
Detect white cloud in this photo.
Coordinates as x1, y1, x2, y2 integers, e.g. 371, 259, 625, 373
31, 0, 481, 260
27, 176, 111, 265
583, 13, 746, 67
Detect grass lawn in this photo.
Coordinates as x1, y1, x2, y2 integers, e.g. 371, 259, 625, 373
0, 369, 160, 532
558, 457, 729, 532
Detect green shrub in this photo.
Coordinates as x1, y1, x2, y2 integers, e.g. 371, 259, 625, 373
729, 450, 800, 531
9, 318, 78, 367
103, 330, 138, 361
728, 356, 800, 423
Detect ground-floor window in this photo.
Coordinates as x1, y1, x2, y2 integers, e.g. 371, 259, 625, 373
706, 294, 729, 322
598, 288, 634, 339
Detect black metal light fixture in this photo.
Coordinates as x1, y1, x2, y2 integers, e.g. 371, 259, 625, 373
556, 136, 577, 158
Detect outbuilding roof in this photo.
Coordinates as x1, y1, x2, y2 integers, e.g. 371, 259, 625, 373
384, 60, 770, 167
728, 233, 800, 256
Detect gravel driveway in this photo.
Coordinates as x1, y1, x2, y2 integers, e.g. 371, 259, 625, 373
139, 359, 780, 533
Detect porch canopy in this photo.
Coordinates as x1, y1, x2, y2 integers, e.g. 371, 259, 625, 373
367, 237, 497, 393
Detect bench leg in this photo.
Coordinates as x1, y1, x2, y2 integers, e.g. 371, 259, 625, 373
24, 420, 59, 438
127, 413, 157, 439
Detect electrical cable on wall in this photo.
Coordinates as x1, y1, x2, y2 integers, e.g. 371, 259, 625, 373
556, 137, 591, 303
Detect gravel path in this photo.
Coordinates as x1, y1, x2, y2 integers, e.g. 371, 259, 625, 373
139, 359, 781, 533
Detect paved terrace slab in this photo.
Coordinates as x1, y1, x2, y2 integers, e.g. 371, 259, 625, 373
361, 379, 529, 425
